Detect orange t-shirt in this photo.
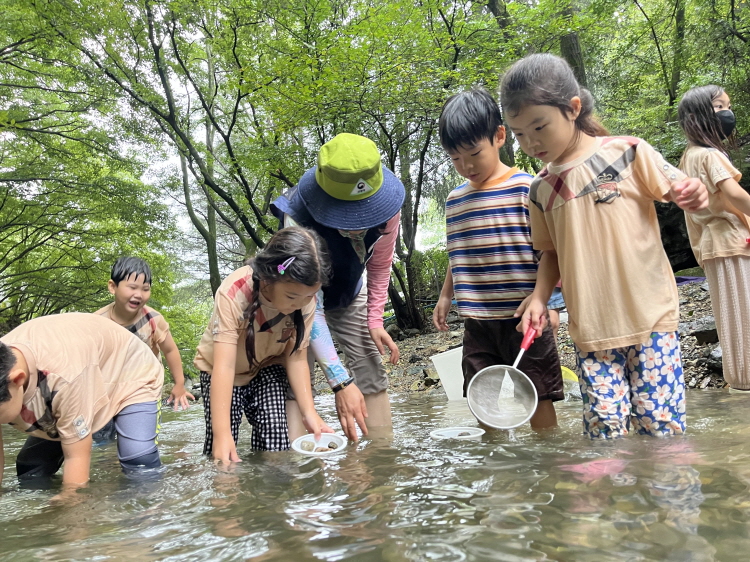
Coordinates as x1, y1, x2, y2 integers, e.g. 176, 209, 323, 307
1, 313, 163, 444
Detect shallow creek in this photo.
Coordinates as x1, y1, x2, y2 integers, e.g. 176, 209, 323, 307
2, 390, 749, 561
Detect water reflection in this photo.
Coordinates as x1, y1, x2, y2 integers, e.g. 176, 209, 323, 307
1, 391, 750, 560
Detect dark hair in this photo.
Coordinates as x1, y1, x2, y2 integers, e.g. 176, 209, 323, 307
439, 87, 504, 152
244, 226, 331, 366
678, 85, 732, 156
500, 53, 608, 137
0, 342, 18, 403
111, 257, 152, 285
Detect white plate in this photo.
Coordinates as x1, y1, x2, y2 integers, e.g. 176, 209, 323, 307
291, 433, 347, 456
429, 427, 485, 440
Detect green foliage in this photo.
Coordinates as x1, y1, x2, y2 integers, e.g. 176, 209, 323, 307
2, 0, 750, 333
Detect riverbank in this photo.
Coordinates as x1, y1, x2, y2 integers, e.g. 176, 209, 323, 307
343, 279, 726, 397
174, 279, 728, 401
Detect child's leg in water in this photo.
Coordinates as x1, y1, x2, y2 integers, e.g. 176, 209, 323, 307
244, 364, 291, 451
114, 401, 162, 471
576, 332, 686, 438
200, 371, 246, 456
627, 332, 686, 436
576, 346, 632, 438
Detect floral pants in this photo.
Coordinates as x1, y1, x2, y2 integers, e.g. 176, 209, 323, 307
575, 332, 686, 438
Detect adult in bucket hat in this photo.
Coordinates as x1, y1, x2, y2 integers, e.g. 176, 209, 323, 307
271, 133, 406, 441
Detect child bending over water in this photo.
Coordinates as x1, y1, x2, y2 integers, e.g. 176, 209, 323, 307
501, 53, 708, 438
0, 313, 163, 488
193, 227, 335, 463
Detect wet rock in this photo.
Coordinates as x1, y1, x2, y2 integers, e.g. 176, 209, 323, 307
424, 367, 440, 381
706, 345, 723, 372
408, 354, 422, 363
404, 328, 421, 338
386, 324, 404, 340
679, 316, 718, 344
445, 313, 460, 324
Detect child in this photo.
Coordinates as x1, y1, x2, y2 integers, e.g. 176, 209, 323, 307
678, 85, 750, 391
432, 87, 564, 429
193, 226, 335, 463
500, 53, 708, 438
0, 313, 163, 487
96, 257, 194, 411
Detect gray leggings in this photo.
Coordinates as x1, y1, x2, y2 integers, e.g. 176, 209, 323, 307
16, 401, 161, 479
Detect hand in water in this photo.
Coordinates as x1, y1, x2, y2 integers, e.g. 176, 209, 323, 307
212, 433, 241, 465
335, 382, 369, 441
301, 411, 335, 441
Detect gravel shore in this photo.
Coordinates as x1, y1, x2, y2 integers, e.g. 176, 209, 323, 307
310, 280, 726, 398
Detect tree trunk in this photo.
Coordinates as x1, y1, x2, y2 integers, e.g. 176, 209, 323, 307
666, 0, 685, 120
559, 5, 587, 88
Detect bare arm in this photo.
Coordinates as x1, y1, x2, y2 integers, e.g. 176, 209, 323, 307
61, 434, 93, 486
432, 268, 454, 331
717, 177, 750, 218
516, 250, 560, 336
285, 342, 334, 440
210, 342, 241, 463
160, 332, 194, 410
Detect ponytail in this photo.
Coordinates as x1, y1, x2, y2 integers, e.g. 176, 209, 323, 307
244, 275, 263, 367
500, 53, 608, 136
576, 88, 609, 137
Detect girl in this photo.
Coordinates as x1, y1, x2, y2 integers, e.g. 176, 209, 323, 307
194, 227, 335, 462
678, 85, 750, 391
501, 53, 708, 439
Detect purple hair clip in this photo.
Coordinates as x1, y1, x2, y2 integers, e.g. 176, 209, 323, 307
277, 257, 296, 275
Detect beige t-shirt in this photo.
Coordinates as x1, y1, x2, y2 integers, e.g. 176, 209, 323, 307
94, 302, 170, 356
529, 136, 687, 352
1, 313, 163, 444
679, 145, 749, 266
193, 266, 316, 386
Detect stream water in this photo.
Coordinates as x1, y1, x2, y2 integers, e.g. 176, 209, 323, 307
2, 390, 749, 561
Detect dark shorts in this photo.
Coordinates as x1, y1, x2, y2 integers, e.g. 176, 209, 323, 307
462, 318, 564, 402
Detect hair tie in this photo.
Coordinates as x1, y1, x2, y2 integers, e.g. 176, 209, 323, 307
277, 257, 296, 275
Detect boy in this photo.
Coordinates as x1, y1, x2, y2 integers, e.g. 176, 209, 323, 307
95, 257, 193, 410
432, 87, 564, 429
0, 313, 163, 487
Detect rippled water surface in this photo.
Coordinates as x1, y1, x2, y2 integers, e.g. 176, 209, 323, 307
2, 391, 750, 561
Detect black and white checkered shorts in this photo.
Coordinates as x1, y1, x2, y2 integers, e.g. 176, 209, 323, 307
200, 364, 291, 455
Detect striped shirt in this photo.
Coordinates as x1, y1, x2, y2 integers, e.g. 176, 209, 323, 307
446, 168, 538, 320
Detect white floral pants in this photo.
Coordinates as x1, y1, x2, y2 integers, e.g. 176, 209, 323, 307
575, 332, 686, 438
